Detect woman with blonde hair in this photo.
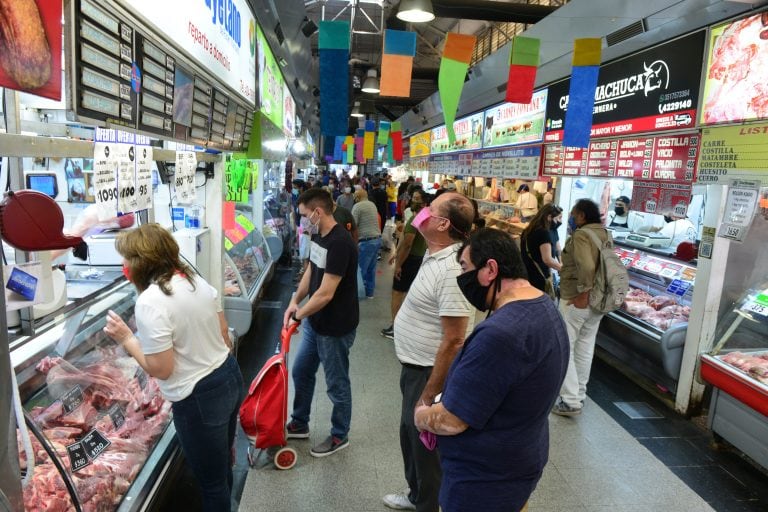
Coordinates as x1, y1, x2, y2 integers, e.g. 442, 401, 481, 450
103, 223, 243, 511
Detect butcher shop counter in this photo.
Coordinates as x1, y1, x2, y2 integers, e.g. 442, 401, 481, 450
700, 285, 768, 471
10, 277, 181, 511
597, 242, 696, 393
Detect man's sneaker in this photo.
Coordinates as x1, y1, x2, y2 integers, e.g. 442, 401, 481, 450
381, 326, 394, 339
551, 399, 582, 417
310, 436, 349, 458
382, 491, 415, 510
285, 421, 310, 439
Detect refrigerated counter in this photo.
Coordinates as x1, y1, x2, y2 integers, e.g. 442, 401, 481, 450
10, 278, 178, 511
597, 241, 696, 392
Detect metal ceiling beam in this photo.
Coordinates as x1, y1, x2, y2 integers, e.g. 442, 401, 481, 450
431, 0, 558, 23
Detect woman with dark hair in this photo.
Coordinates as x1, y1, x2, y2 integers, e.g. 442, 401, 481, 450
520, 204, 563, 296
414, 227, 569, 512
103, 224, 243, 510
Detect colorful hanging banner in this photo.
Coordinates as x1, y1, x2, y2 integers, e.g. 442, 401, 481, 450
319, 21, 350, 136
345, 135, 354, 164
355, 129, 365, 163
506, 36, 540, 104
378, 121, 391, 146
563, 38, 601, 148
391, 121, 403, 161
387, 138, 394, 163
439, 33, 476, 145
334, 136, 344, 162
380, 29, 417, 97
364, 120, 375, 160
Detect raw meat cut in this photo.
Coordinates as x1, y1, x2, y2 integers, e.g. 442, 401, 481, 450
648, 295, 677, 310
624, 302, 654, 317
720, 351, 768, 383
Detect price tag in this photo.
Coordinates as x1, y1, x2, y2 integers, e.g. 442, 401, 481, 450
107, 404, 125, 430
66, 441, 90, 472
135, 367, 148, 390
175, 151, 197, 204
60, 385, 84, 415
93, 142, 119, 220
666, 279, 691, 297
135, 145, 153, 211
118, 144, 138, 213
741, 301, 768, 317
81, 429, 111, 460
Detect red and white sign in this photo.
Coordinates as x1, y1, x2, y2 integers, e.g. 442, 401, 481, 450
544, 110, 697, 143
630, 181, 693, 217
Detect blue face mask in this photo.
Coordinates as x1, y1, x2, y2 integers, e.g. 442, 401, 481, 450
292, 188, 299, 196
568, 215, 578, 232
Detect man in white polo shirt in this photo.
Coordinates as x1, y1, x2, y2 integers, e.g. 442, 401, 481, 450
383, 192, 476, 512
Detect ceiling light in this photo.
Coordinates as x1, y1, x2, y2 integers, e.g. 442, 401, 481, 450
396, 0, 435, 23
361, 69, 380, 94
351, 101, 364, 118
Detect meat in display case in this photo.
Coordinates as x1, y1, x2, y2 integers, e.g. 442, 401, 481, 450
597, 242, 696, 391
10, 279, 176, 511
700, 285, 768, 470
223, 212, 273, 302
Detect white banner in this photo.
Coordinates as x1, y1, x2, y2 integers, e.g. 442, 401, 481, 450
118, 0, 256, 105
118, 145, 137, 214
93, 143, 119, 220
135, 146, 154, 210
175, 151, 198, 204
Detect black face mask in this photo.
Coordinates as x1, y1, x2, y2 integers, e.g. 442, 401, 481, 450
457, 268, 498, 314
614, 206, 626, 216
551, 221, 562, 230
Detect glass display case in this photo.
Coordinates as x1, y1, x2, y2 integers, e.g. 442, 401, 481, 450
262, 161, 292, 262
10, 279, 176, 511
700, 284, 768, 470
223, 211, 273, 302
598, 242, 697, 391
476, 199, 527, 238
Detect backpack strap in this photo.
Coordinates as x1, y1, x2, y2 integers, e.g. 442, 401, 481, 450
581, 227, 610, 250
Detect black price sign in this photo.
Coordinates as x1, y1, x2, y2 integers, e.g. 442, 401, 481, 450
107, 404, 125, 430
66, 441, 90, 473
135, 367, 148, 390
81, 429, 111, 461
60, 385, 84, 415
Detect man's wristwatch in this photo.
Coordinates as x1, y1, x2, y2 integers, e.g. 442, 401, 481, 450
291, 311, 300, 323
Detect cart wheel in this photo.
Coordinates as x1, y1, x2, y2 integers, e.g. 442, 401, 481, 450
274, 447, 297, 470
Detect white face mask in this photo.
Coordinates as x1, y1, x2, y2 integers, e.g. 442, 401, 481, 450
344, 187, 352, 194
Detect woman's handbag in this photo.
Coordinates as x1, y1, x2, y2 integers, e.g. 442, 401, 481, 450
523, 235, 556, 300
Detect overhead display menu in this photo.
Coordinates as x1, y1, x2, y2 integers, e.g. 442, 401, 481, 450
542, 132, 699, 181
482, 89, 547, 149
430, 112, 484, 154
136, 34, 174, 137
72, 0, 138, 127
190, 76, 213, 144
544, 32, 705, 142
409, 131, 431, 158
471, 146, 541, 180
698, 124, 768, 185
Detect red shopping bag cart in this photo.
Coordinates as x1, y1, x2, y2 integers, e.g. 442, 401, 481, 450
240, 322, 299, 470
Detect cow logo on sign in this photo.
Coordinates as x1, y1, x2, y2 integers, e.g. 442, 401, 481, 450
643, 60, 670, 96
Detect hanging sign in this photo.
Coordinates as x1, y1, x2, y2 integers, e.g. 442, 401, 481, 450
409, 131, 431, 158
545, 32, 704, 142
93, 142, 119, 220
630, 181, 693, 217
430, 112, 484, 154
718, 179, 760, 242
175, 148, 197, 203
135, 145, 153, 210
482, 90, 547, 148
117, 145, 138, 213
698, 124, 768, 185
471, 146, 541, 180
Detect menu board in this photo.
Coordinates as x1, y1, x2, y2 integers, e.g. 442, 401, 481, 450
409, 131, 431, 158
545, 32, 704, 142
431, 112, 484, 154
471, 146, 541, 180
283, 84, 296, 137
700, 12, 768, 125
257, 24, 284, 130
482, 89, 547, 148
697, 123, 768, 185
630, 181, 693, 217
542, 132, 698, 181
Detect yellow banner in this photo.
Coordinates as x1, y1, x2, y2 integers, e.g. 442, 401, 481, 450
698, 123, 768, 184
409, 131, 431, 158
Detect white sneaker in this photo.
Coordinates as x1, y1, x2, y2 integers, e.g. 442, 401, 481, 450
382, 491, 415, 510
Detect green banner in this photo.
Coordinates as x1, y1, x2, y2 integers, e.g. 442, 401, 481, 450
225, 158, 250, 203
257, 25, 284, 130
438, 58, 469, 144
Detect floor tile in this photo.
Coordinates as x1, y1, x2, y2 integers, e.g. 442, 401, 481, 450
669, 466, 757, 502
637, 437, 715, 466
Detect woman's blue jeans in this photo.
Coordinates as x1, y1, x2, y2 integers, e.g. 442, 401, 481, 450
171, 355, 244, 511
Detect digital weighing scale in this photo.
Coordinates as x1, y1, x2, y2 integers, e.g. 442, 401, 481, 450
624, 233, 674, 247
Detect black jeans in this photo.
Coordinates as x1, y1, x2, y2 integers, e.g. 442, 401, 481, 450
172, 355, 244, 511
399, 364, 441, 512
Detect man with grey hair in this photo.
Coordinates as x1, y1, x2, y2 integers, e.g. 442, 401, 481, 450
383, 192, 476, 512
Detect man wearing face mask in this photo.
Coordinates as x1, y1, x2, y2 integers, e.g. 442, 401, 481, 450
414, 228, 569, 512
383, 192, 475, 512
336, 180, 356, 211
382, 188, 428, 339
650, 211, 697, 245
607, 196, 631, 229
284, 188, 359, 457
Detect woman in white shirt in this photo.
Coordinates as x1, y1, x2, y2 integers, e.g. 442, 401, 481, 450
515, 184, 539, 222
103, 223, 242, 511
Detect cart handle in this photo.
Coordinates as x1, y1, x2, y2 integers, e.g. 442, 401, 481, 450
281, 322, 300, 353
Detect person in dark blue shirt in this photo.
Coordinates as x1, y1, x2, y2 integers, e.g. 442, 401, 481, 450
415, 228, 569, 512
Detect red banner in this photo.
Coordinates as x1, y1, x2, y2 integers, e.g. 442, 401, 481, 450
630, 181, 693, 217
585, 140, 615, 177
544, 109, 697, 143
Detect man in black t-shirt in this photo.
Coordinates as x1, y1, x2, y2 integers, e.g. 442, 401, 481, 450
284, 189, 359, 457
370, 176, 389, 227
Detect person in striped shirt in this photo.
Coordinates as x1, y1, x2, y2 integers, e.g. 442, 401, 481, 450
383, 192, 476, 512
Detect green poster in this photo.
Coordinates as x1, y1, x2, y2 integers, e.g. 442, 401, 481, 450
225, 158, 250, 203
257, 25, 284, 129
